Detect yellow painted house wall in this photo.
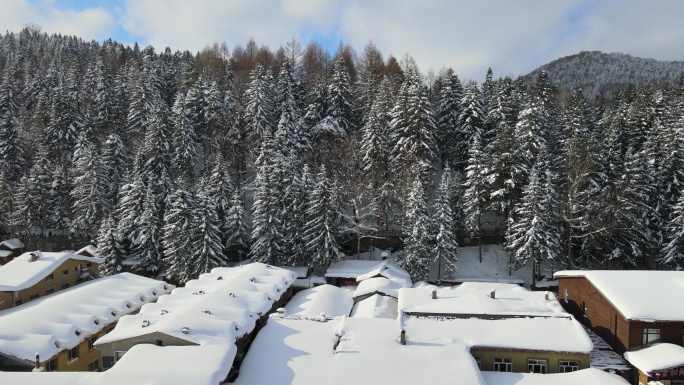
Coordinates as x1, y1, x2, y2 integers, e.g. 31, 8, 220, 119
0, 292, 12, 311
470, 347, 589, 373
9, 259, 100, 307
39, 324, 113, 372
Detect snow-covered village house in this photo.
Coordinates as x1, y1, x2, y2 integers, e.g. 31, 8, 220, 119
555, 270, 684, 384
94, 263, 295, 379
0, 273, 172, 372
398, 282, 593, 374
0, 238, 24, 265
624, 343, 684, 385
0, 251, 102, 311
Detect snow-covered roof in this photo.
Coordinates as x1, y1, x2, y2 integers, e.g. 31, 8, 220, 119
0, 250, 12, 258
95, 263, 295, 347
0, 344, 236, 385
624, 343, 684, 375
325, 260, 410, 283
284, 284, 353, 319
481, 368, 630, 385
75, 244, 97, 256
233, 317, 487, 385
352, 277, 406, 299
398, 282, 567, 317
355, 262, 412, 286
350, 294, 398, 319
0, 251, 104, 291
403, 316, 593, 353
0, 238, 24, 250
554, 270, 684, 321
278, 266, 309, 278
0, 273, 172, 363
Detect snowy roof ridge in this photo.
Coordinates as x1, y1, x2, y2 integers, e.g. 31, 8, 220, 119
0, 238, 23, 250
554, 270, 684, 321
284, 284, 353, 319
325, 260, 410, 282
0, 251, 103, 291
0, 273, 172, 363
95, 263, 296, 347
398, 282, 568, 318
624, 343, 684, 375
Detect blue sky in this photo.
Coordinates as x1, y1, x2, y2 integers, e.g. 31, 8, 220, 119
2, 0, 683, 82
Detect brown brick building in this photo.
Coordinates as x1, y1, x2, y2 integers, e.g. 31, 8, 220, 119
555, 271, 684, 355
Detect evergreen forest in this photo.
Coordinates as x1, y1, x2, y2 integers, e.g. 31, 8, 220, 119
1, 27, 684, 282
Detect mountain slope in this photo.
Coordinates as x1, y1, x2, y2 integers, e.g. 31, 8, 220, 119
525, 51, 684, 99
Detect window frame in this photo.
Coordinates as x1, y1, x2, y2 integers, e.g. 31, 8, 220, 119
88, 359, 100, 372
29, 294, 39, 300
45, 288, 55, 295
643, 328, 661, 347
44, 274, 54, 281
493, 357, 513, 372
558, 360, 579, 373
68, 346, 79, 362
46, 358, 58, 372
528, 358, 548, 374
61, 269, 69, 276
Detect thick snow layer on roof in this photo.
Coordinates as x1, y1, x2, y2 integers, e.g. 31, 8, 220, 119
352, 277, 406, 299
279, 266, 309, 278
624, 343, 684, 374
75, 244, 97, 256
399, 282, 567, 317
96, 263, 295, 346
554, 270, 684, 321
403, 316, 593, 353
285, 284, 353, 319
0, 250, 12, 257
1, 238, 24, 249
0, 273, 171, 363
355, 262, 412, 286
0, 251, 103, 291
481, 368, 630, 385
350, 294, 398, 319
234, 317, 487, 385
325, 260, 410, 282
0, 344, 236, 385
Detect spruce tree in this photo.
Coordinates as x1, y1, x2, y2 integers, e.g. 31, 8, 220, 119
398, 179, 432, 282
434, 168, 458, 280
97, 213, 123, 276
303, 165, 341, 266
162, 180, 196, 283
225, 189, 250, 262
191, 181, 228, 277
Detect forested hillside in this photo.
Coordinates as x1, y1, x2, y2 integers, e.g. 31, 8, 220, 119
525, 51, 684, 99
1, 28, 683, 283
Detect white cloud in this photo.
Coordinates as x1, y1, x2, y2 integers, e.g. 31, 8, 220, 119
4, 0, 684, 82
0, 0, 115, 42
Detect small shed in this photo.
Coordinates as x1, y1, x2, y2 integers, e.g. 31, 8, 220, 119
0, 238, 24, 265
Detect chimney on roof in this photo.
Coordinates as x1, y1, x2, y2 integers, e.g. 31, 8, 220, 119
34, 353, 40, 370
276, 307, 286, 317
333, 333, 342, 353
544, 291, 550, 301
29, 252, 40, 262
431, 289, 437, 299
181, 327, 189, 334
400, 329, 406, 345
142, 320, 150, 328
490, 289, 496, 299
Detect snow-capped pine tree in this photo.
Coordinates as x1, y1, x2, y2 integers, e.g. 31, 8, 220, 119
325, 57, 357, 136
244, 65, 276, 147
661, 193, 684, 269
131, 182, 164, 275
162, 180, 196, 283
70, 132, 106, 234
463, 134, 488, 236
97, 213, 123, 276
434, 167, 458, 280
454, 83, 484, 172
190, 180, 227, 277
170, 93, 199, 181
435, 68, 463, 166
225, 189, 250, 262
398, 179, 432, 282
206, 153, 235, 250
0, 65, 25, 183
303, 165, 341, 266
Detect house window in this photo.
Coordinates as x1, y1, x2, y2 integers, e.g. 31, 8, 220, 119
88, 359, 100, 372
45, 274, 54, 281
643, 328, 661, 347
528, 359, 547, 374
114, 351, 126, 362
582, 302, 588, 317
13, 299, 22, 306
564, 288, 568, 303
29, 294, 39, 300
61, 283, 69, 290
68, 346, 79, 362
87, 337, 95, 351
494, 357, 513, 372
46, 358, 58, 372
474, 357, 481, 369
86, 262, 92, 267
46, 288, 54, 295
559, 361, 579, 373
